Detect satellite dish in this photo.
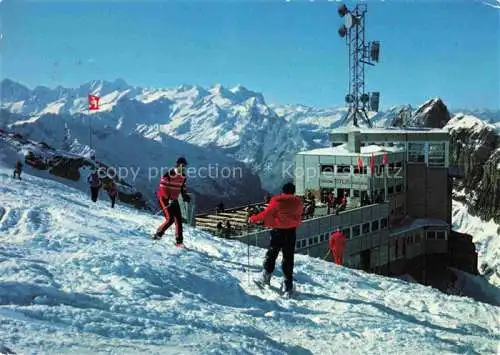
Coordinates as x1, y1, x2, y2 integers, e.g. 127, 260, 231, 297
338, 4, 349, 17
360, 93, 369, 103
345, 94, 355, 104
338, 25, 347, 38
345, 13, 354, 29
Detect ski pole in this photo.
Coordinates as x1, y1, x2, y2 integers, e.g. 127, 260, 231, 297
247, 232, 250, 285
323, 249, 331, 260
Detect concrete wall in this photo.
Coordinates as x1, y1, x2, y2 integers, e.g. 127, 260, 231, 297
406, 164, 450, 221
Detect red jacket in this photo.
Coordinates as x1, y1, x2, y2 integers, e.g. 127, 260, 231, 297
157, 168, 187, 200
329, 230, 346, 254
249, 194, 303, 229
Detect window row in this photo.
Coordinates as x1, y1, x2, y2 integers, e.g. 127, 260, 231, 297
320, 163, 403, 175
296, 217, 389, 249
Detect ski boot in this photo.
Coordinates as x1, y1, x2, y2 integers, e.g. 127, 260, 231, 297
152, 232, 163, 240
254, 270, 271, 289
281, 281, 294, 299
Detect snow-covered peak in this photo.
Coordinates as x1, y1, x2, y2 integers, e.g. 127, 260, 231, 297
230, 84, 266, 105
78, 78, 132, 96
0, 79, 31, 102
445, 113, 496, 134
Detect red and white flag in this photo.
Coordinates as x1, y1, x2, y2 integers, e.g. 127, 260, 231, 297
357, 156, 363, 169
88, 94, 100, 111
382, 152, 388, 166
370, 153, 375, 175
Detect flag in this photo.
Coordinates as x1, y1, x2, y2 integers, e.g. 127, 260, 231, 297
382, 152, 388, 166
88, 94, 100, 110
357, 156, 363, 170
370, 153, 375, 175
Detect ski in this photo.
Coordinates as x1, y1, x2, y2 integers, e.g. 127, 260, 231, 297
253, 279, 297, 299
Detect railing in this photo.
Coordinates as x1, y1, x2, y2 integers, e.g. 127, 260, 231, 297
232, 203, 390, 249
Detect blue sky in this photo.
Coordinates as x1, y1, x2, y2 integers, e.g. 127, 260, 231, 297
1, 0, 499, 110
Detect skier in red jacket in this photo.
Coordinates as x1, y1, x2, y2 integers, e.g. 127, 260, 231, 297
329, 229, 346, 265
248, 182, 304, 297
153, 157, 191, 246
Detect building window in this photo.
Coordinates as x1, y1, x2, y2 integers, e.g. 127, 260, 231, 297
396, 184, 403, 193
362, 222, 370, 234
342, 228, 351, 239
296, 241, 301, 249
381, 217, 388, 229
321, 165, 335, 173
301, 240, 307, 248
426, 231, 436, 240
436, 231, 446, 240
352, 225, 361, 237
313, 236, 319, 244
428, 143, 446, 167
408, 143, 425, 163
388, 186, 394, 194
308, 238, 313, 246
337, 165, 351, 174
372, 220, 379, 231
353, 190, 360, 198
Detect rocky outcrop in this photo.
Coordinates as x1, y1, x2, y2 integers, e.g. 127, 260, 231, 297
409, 98, 451, 128
49, 156, 93, 181
445, 114, 500, 223
1, 130, 152, 211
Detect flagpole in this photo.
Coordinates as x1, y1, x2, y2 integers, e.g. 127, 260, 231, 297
88, 107, 92, 151
384, 161, 388, 202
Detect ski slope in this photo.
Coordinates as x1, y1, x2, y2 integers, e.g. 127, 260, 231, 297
0, 167, 499, 354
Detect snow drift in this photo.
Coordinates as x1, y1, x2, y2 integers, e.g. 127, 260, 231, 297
0, 166, 499, 354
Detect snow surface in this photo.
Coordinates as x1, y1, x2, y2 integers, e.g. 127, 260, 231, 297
452, 200, 500, 288
0, 166, 499, 354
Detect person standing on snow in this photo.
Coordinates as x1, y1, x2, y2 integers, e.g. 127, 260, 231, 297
248, 182, 303, 298
329, 229, 346, 265
12, 160, 23, 180
107, 180, 118, 208
88, 170, 102, 202
153, 157, 191, 246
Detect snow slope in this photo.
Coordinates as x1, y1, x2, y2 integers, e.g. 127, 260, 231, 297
0, 167, 499, 354
452, 200, 500, 288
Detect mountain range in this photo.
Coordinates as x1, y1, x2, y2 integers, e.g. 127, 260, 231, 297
1, 78, 499, 205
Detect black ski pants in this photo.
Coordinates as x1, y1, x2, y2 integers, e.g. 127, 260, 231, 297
263, 228, 297, 291
90, 187, 99, 202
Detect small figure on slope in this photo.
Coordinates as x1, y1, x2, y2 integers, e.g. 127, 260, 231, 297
248, 182, 303, 298
12, 160, 23, 180
107, 180, 118, 208
153, 157, 191, 247
329, 228, 346, 265
88, 170, 102, 202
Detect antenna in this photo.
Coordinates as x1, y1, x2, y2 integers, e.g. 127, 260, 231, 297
338, 3, 380, 127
